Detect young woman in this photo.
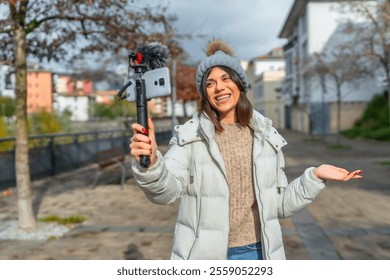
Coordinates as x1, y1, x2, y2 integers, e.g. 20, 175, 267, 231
129, 40, 362, 260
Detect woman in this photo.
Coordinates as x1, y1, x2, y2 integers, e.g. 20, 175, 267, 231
129, 40, 362, 260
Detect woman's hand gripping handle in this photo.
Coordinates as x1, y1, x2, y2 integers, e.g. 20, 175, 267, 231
130, 118, 158, 168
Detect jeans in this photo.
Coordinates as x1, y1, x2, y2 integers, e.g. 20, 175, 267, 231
227, 242, 263, 260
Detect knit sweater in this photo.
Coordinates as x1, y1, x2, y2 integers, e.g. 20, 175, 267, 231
214, 123, 261, 247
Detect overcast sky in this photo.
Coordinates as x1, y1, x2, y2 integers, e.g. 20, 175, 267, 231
45, 0, 295, 73
165, 0, 295, 64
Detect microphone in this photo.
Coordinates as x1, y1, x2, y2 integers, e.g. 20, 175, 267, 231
132, 42, 170, 70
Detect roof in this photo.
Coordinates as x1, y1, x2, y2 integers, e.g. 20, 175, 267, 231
248, 47, 285, 65
279, 0, 308, 38
278, 0, 367, 38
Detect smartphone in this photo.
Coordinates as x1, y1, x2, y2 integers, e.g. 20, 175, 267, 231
125, 67, 171, 101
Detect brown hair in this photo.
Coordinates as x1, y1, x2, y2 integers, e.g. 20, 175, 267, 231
199, 66, 253, 133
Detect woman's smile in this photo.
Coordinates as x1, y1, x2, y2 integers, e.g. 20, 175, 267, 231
215, 93, 232, 103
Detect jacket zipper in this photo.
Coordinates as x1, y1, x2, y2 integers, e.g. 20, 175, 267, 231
188, 143, 200, 259
209, 139, 230, 259
254, 162, 271, 260
253, 130, 272, 260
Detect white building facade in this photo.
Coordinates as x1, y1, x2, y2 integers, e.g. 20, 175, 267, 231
0, 64, 15, 98
53, 94, 90, 122
279, 0, 381, 135
246, 48, 286, 129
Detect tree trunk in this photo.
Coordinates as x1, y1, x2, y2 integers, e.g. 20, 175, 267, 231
336, 84, 341, 146
14, 26, 37, 231
320, 76, 327, 143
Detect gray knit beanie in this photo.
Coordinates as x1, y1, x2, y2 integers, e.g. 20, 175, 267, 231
196, 40, 248, 96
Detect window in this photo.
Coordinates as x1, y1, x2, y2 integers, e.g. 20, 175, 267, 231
301, 41, 308, 58
285, 53, 293, 76
254, 85, 263, 99
301, 11, 307, 35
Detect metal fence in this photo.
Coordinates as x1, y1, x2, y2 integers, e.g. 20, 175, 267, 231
0, 128, 172, 190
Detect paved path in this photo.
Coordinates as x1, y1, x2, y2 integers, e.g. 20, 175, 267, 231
0, 130, 389, 260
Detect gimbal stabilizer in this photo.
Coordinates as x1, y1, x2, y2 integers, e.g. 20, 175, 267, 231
117, 43, 170, 168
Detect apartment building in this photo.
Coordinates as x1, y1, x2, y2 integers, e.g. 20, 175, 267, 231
246, 48, 286, 129
279, 0, 381, 134
1, 64, 54, 114
0, 64, 15, 98
52, 74, 94, 121
27, 70, 53, 114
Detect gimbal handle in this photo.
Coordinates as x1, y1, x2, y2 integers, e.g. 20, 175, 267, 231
134, 66, 151, 168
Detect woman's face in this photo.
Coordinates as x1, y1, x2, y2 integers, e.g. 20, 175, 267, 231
205, 67, 240, 123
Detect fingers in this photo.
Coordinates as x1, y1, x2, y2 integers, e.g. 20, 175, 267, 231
351, 170, 363, 179
342, 170, 363, 181
148, 118, 156, 142
130, 134, 151, 151
132, 123, 148, 136
131, 118, 155, 138
130, 119, 157, 167
131, 131, 151, 143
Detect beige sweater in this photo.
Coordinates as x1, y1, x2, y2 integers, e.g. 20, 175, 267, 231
215, 123, 261, 247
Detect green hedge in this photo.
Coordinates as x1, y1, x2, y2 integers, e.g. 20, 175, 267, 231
341, 95, 390, 141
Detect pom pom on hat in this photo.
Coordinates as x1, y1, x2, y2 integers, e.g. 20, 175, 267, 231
196, 40, 248, 96
206, 40, 234, 56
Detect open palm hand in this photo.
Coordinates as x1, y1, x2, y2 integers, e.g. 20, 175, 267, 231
314, 164, 363, 181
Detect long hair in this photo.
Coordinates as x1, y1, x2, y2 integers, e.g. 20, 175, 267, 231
199, 66, 253, 133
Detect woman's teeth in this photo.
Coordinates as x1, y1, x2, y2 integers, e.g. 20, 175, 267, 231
216, 95, 230, 101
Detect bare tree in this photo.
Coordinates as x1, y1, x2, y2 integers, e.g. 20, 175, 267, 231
309, 43, 373, 145
339, 0, 390, 125
176, 62, 199, 117
0, 0, 175, 231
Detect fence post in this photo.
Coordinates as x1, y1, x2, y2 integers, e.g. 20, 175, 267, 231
48, 137, 56, 176
94, 132, 99, 161
123, 130, 129, 153
109, 131, 114, 148
73, 134, 80, 168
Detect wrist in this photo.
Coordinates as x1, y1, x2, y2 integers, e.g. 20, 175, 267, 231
313, 167, 319, 179
309, 167, 326, 183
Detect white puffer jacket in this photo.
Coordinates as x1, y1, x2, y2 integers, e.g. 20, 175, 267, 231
131, 110, 326, 260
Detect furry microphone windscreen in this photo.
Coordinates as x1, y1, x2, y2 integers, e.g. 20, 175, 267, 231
136, 42, 170, 70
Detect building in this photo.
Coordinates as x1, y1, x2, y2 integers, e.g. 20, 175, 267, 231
27, 70, 53, 113
279, 0, 381, 134
246, 48, 286, 129
0, 64, 15, 98
1, 63, 97, 121
54, 75, 93, 96
52, 74, 94, 121
93, 90, 117, 105
1, 63, 54, 114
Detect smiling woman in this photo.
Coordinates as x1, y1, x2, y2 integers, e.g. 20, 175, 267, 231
129, 39, 363, 260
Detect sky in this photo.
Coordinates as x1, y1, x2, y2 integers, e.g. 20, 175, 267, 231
164, 0, 295, 64
44, 0, 295, 73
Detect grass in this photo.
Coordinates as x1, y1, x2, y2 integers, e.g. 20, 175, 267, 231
378, 161, 390, 166
38, 214, 86, 225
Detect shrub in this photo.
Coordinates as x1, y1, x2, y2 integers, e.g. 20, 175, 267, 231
341, 94, 389, 141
